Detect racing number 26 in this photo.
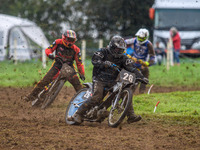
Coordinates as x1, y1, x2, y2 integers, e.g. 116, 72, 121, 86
123, 73, 133, 82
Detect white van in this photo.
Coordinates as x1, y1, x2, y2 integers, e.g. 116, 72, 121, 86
149, 0, 200, 55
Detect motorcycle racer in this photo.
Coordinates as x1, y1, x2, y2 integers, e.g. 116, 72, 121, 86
125, 28, 155, 94
72, 35, 148, 124
24, 30, 85, 102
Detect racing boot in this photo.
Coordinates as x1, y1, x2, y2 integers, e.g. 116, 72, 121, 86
127, 114, 142, 124
139, 67, 149, 94
127, 102, 142, 123
72, 113, 83, 124
72, 99, 94, 124
23, 94, 37, 102
139, 83, 146, 94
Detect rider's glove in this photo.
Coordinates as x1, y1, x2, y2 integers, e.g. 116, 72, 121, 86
79, 74, 85, 81
143, 61, 149, 67
104, 61, 119, 71
141, 77, 149, 84
48, 54, 55, 60
137, 77, 149, 85
137, 59, 143, 64
104, 61, 113, 68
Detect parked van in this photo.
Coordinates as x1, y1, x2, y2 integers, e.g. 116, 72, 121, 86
149, 0, 200, 55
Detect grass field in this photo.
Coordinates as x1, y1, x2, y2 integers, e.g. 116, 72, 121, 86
1, 59, 200, 127
133, 91, 200, 118
1, 58, 200, 87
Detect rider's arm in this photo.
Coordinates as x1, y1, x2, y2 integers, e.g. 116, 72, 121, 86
125, 38, 135, 45
92, 49, 105, 67
45, 40, 58, 56
74, 46, 85, 76
124, 53, 137, 62
147, 42, 156, 66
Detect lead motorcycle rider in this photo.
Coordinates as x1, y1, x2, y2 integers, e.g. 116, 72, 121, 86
72, 35, 148, 124
24, 30, 85, 102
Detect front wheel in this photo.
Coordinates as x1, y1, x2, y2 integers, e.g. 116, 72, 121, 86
65, 88, 89, 125
41, 79, 65, 109
108, 88, 133, 127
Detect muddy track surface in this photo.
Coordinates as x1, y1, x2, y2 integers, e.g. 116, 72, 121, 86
0, 86, 200, 150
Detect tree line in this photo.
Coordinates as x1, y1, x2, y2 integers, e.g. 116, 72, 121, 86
0, 0, 154, 42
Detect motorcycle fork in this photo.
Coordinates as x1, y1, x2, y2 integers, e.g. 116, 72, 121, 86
112, 82, 123, 109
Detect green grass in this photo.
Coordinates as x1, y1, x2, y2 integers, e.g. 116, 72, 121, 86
1, 58, 200, 87
0, 60, 93, 87
1, 59, 200, 124
149, 62, 200, 87
132, 91, 200, 125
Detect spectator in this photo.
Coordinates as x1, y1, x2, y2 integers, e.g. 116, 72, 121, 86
170, 27, 181, 66
154, 41, 165, 65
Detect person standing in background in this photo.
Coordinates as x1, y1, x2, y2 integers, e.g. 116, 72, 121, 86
170, 27, 181, 66
154, 41, 166, 65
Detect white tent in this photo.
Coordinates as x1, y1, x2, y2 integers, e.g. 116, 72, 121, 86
0, 14, 50, 61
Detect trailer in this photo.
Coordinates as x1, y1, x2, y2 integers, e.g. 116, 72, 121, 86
149, 0, 200, 56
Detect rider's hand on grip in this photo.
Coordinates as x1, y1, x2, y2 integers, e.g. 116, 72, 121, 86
79, 74, 85, 81
48, 54, 55, 60
104, 61, 119, 71
137, 59, 143, 64
140, 77, 149, 84
142, 61, 149, 67
104, 61, 113, 68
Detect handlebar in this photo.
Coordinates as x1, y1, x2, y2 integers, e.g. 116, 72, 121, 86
136, 77, 149, 85
112, 64, 121, 72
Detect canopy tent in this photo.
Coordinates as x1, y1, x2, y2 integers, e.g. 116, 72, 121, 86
0, 14, 49, 61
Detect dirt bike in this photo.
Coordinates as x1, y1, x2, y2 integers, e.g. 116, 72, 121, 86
31, 57, 78, 109
65, 68, 147, 128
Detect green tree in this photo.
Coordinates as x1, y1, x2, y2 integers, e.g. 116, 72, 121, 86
0, 0, 154, 40
73, 0, 154, 39
0, 0, 72, 41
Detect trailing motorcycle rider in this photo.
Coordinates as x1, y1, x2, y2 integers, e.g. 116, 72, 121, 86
125, 28, 155, 94
72, 35, 149, 124
24, 30, 85, 102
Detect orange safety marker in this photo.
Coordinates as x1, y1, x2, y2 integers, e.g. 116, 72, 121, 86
153, 101, 160, 113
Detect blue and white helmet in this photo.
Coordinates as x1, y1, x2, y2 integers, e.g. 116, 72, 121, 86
135, 28, 149, 45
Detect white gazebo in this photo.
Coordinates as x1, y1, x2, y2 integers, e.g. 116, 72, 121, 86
0, 14, 49, 61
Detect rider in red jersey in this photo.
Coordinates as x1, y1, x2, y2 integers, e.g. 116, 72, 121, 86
24, 30, 85, 102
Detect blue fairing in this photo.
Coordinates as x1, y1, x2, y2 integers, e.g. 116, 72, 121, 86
68, 91, 87, 117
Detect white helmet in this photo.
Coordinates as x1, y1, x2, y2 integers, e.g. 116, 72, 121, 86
135, 28, 149, 44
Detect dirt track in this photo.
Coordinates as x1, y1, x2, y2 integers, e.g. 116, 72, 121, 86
0, 86, 200, 150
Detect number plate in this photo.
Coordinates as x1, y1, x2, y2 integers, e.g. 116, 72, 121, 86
82, 89, 92, 100
119, 69, 136, 84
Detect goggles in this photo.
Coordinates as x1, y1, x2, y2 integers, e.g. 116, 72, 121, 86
114, 48, 124, 54
137, 36, 147, 42
62, 35, 76, 43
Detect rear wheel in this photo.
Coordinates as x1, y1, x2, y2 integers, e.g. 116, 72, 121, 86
41, 79, 65, 109
65, 88, 89, 125
108, 88, 133, 128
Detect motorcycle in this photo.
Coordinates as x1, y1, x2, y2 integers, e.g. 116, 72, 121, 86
65, 68, 147, 127
31, 57, 78, 109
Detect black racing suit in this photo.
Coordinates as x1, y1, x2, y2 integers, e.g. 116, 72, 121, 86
76, 48, 145, 117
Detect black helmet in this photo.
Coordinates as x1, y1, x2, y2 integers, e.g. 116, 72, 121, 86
109, 35, 126, 58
